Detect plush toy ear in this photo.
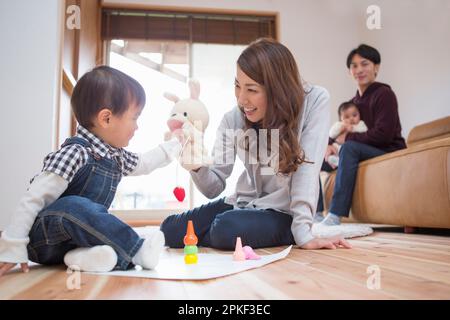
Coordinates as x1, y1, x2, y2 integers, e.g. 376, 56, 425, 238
163, 92, 180, 103
189, 79, 200, 100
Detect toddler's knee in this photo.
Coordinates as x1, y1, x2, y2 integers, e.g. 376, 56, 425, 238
46, 195, 95, 216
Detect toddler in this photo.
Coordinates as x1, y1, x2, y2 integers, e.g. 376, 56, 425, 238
0, 66, 181, 276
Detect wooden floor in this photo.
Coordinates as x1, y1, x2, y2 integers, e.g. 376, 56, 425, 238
1, 230, 449, 300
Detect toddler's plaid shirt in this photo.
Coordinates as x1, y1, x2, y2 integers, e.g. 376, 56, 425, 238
41, 126, 138, 183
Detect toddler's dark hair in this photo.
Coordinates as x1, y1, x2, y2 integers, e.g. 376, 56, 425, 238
71, 66, 146, 129
338, 102, 358, 117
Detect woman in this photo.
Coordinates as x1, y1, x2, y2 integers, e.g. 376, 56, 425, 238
316, 44, 407, 225
161, 38, 351, 250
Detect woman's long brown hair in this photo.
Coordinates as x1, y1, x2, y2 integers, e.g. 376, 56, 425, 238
237, 38, 308, 175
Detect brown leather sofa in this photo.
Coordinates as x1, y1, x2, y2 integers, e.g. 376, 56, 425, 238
323, 116, 450, 228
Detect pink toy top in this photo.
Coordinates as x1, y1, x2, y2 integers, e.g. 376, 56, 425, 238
233, 237, 246, 261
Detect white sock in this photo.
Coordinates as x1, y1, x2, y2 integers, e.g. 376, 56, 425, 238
134, 226, 161, 239
320, 212, 341, 226
313, 211, 325, 223
64, 245, 118, 272
132, 229, 165, 269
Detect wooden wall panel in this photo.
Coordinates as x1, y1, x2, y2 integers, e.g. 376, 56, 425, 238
59, 0, 101, 144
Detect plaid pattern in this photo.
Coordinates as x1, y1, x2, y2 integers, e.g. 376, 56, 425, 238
42, 126, 138, 183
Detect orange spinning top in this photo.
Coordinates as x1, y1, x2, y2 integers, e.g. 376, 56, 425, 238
183, 220, 198, 246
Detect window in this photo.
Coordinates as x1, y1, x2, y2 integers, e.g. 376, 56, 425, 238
102, 9, 276, 45
190, 43, 247, 207
108, 39, 192, 210
102, 8, 277, 212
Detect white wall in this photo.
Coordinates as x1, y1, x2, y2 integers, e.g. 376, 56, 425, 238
0, 0, 63, 229
355, 0, 450, 135
276, 1, 360, 127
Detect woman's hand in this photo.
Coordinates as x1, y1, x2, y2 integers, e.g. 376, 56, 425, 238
0, 262, 29, 278
178, 123, 209, 172
300, 236, 352, 250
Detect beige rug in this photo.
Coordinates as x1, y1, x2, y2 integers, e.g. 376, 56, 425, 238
312, 223, 373, 239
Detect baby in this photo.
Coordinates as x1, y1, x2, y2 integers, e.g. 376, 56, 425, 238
327, 102, 367, 167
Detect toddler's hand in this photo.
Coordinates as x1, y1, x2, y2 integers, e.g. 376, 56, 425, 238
172, 129, 187, 145
343, 123, 353, 132
0, 262, 29, 278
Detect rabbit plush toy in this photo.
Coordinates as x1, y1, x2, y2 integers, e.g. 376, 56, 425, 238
164, 79, 211, 201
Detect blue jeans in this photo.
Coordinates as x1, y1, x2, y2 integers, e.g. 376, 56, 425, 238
27, 195, 144, 270
317, 161, 334, 213
317, 141, 386, 217
160, 198, 295, 250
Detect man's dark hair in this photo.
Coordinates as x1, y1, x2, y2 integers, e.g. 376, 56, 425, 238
71, 66, 146, 129
346, 44, 381, 68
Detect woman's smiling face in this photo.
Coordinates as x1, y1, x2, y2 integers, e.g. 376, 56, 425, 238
235, 65, 268, 123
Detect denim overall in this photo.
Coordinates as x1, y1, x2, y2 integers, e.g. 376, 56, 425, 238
27, 137, 144, 270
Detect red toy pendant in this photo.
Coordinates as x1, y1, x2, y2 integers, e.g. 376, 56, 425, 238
173, 186, 186, 202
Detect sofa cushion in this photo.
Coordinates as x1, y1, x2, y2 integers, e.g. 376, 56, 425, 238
359, 135, 450, 168
407, 116, 450, 146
